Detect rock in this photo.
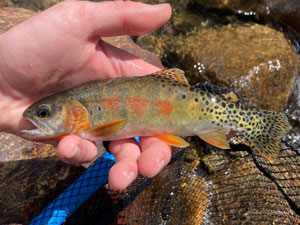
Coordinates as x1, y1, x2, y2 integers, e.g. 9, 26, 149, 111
139, 22, 298, 111
204, 156, 300, 224
0, 0, 61, 11
0, 7, 36, 34
192, 0, 300, 37
0, 156, 84, 224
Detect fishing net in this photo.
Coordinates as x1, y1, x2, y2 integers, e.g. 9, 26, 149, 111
22, 136, 300, 224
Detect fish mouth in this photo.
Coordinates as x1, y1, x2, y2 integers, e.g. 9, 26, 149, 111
20, 117, 55, 140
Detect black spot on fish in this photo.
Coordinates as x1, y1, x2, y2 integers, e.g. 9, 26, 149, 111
239, 112, 244, 116
194, 98, 199, 102
98, 107, 101, 112
210, 109, 213, 113
214, 106, 219, 109
202, 97, 206, 101
221, 102, 226, 107
161, 79, 165, 83
162, 84, 165, 88
228, 104, 234, 108
90, 111, 93, 116
182, 94, 186, 99
233, 110, 237, 114
205, 101, 209, 105
190, 87, 195, 92
173, 83, 177, 87
200, 92, 205, 96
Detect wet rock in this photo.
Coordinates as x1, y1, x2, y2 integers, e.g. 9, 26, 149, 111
139, 22, 298, 111
0, 133, 56, 162
192, 0, 300, 37
179, 143, 207, 225
204, 156, 300, 224
201, 150, 232, 173
0, 7, 36, 34
0, 156, 84, 224
0, 0, 61, 11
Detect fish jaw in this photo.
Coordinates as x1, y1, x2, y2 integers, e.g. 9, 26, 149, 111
20, 117, 56, 140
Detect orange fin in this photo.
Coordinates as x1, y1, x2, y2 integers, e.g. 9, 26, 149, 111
153, 68, 189, 85
198, 131, 230, 149
156, 134, 190, 148
33, 134, 69, 142
82, 119, 125, 138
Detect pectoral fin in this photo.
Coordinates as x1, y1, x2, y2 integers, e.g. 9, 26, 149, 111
198, 131, 230, 149
156, 134, 190, 148
82, 119, 125, 138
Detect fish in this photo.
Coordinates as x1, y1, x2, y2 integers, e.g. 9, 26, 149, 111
20, 68, 291, 160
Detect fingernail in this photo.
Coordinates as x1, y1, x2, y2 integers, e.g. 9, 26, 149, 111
126, 171, 136, 187
153, 3, 170, 8
66, 146, 81, 159
156, 158, 165, 171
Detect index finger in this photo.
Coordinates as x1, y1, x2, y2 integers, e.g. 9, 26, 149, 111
51, 1, 171, 38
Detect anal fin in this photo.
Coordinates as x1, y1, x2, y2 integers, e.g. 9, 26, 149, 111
198, 131, 230, 149
156, 134, 190, 148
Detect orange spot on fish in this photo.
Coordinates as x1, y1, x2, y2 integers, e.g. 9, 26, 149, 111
126, 97, 149, 115
102, 98, 120, 115
155, 100, 173, 116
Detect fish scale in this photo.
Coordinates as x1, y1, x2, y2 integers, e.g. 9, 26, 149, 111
21, 69, 291, 161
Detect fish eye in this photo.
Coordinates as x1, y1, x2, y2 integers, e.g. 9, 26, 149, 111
37, 106, 51, 118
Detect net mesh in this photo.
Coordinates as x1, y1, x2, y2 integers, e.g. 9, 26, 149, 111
27, 139, 300, 225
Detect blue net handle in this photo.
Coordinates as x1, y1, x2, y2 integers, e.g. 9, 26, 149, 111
30, 152, 115, 225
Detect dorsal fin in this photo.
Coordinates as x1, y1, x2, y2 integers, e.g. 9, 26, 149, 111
193, 82, 243, 103
153, 68, 189, 85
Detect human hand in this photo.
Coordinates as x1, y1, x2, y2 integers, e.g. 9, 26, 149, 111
0, 1, 172, 190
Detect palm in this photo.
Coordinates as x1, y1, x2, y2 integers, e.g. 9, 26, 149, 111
0, 1, 172, 191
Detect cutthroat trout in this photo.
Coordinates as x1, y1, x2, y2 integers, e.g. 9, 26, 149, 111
21, 69, 291, 160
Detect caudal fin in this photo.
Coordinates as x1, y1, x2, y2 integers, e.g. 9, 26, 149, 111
248, 112, 291, 161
